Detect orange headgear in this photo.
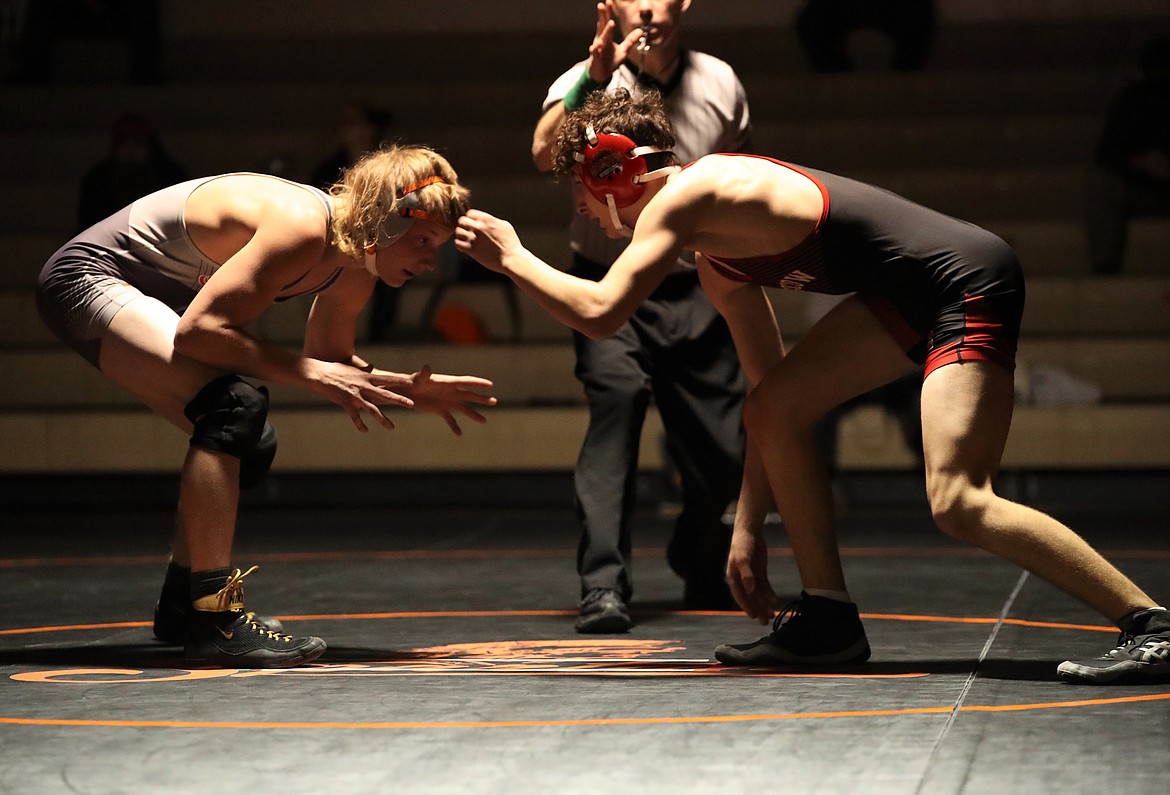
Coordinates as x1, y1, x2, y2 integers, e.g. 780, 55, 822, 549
364, 175, 446, 276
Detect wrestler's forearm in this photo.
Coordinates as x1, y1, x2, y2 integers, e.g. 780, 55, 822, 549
499, 246, 632, 339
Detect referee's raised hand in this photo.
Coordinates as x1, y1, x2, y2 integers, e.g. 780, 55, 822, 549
588, 1, 644, 82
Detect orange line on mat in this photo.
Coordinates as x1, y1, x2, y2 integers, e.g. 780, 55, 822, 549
860, 614, 1116, 633
962, 693, 1170, 712
3, 546, 1165, 569
0, 611, 1116, 637
0, 554, 171, 568
4, 693, 1169, 729
0, 707, 954, 730
280, 610, 578, 622
0, 621, 151, 635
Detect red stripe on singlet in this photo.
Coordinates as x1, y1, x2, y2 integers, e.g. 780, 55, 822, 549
699, 156, 831, 289
924, 294, 1016, 378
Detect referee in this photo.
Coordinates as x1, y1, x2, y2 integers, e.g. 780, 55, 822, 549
531, 0, 751, 633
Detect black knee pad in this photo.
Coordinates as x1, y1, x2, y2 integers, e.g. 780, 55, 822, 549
239, 421, 277, 489
184, 375, 270, 458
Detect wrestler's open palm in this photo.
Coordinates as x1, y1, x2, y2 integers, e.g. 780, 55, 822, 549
309, 359, 415, 433
726, 530, 781, 624
405, 365, 497, 435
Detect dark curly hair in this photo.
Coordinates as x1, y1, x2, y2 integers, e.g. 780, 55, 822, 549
551, 87, 678, 176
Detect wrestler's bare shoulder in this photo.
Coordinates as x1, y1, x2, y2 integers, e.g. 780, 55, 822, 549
186, 174, 328, 233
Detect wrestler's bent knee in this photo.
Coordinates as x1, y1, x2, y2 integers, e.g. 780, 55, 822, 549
184, 375, 272, 484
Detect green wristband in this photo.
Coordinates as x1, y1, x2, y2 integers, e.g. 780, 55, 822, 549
563, 70, 607, 112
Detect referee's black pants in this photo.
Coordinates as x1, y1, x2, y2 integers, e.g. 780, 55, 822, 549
570, 255, 746, 601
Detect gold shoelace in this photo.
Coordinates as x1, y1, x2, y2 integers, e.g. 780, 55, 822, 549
195, 565, 294, 642
193, 565, 258, 613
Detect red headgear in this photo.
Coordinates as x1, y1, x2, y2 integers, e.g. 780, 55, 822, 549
574, 126, 678, 236
575, 126, 673, 207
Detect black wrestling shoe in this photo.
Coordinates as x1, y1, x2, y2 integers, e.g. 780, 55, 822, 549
153, 579, 284, 645
1057, 608, 1170, 685
714, 591, 871, 666
575, 588, 633, 634
182, 567, 325, 669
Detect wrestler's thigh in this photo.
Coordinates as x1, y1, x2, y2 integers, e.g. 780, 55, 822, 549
919, 360, 1015, 488
99, 296, 226, 431
758, 295, 918, 420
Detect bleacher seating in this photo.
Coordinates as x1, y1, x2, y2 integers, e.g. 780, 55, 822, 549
1, 2, 1168, 479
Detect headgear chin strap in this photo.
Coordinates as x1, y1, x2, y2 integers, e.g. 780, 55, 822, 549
364, 175, 446, 277
574, 125, 678, 237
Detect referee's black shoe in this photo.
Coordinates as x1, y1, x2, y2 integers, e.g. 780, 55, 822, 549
575, 588, 633, 634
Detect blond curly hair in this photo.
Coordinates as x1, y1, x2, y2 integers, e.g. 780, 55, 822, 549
329, 145, 471, 259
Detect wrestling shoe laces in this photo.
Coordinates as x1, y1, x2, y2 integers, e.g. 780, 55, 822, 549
771, 597, 805, 634
184, 565, 327, 668
713, 591, 871, 666
192, 565, 258, 613
153, 564, 283, 643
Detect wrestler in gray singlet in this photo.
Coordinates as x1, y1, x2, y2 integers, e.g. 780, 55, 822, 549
36, 173, 341, 367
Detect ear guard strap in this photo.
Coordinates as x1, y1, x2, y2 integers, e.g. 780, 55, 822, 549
574, 125, 675, 210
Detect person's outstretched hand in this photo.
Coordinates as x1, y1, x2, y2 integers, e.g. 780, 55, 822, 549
455, 209, 522, 273
305, 359, 417, 433
402, 365, 497, 436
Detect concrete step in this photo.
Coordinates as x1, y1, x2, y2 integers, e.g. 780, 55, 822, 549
4, 336, 1167, 412
1019, 276, 1170, 336
837, 403, 1170, 470
3, 401, 1167, 474
1, 172, 576, 234
0, 66, 1136, 137
152, 19, 1170, 83
740, 69, 1127, 124
0, 114, 1105, 184
0, 343, 585, 410
1015, 338, 1170, 402
992, 218, 1170, 276
0, 406, 662, 474
755, 116, 1100, 173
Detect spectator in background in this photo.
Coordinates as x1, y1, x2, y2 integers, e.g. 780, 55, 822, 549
1084, 36, 1170, 275
77, 112, 187, 232
310, 102, 395, 190
310, 102, 399, 340
796, 0, 935, 73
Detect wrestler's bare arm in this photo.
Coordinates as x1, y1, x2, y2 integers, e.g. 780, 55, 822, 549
176, 206, 421, 432
174, 204, 333, 387
698, 256, 786, 621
